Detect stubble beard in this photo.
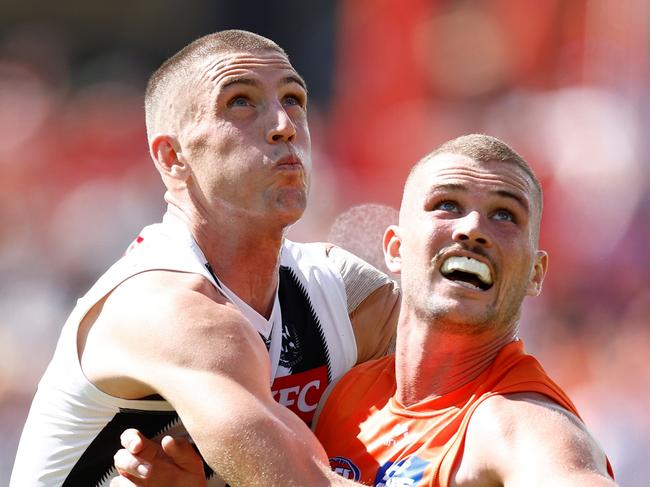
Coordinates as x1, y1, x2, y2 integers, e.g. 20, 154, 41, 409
268, 186, 307, 228
408, 280, 527, 337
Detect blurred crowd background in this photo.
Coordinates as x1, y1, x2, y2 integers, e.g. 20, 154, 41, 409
1, 0, 649, 485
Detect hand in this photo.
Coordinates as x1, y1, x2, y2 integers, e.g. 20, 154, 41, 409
110, 428, 207, 487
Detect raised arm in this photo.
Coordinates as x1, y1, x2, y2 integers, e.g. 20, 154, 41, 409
109, 243, 400, 486
82, 270, 355, 486
458, 392, 617, 487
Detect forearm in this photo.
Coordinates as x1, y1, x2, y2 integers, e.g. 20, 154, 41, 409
131, 292, 357, 486
196, 416, 354, 485
176, 382, 356, 486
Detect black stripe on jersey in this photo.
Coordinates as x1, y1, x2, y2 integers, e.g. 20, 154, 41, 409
205, 263, 221, 286
278, 266, 332, 382
62, 409, 215, 486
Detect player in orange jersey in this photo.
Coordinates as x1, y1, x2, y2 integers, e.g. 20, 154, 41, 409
112, 134, 616, 486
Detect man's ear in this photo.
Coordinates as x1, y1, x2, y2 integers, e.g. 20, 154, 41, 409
383, 225, 403, 275
150, 134, 189, 180
526, 250, 548, 296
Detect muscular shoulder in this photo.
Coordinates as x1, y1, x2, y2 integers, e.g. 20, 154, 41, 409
116, 270, 262, 356
101, 271, 219, 331
455, 392, 612, 486
81, 270, 267, 397
112, 269, 222, 309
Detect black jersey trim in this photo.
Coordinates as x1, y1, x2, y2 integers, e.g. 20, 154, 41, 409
278, 266, 333, 383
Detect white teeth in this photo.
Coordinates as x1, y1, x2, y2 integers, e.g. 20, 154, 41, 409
441, 256, 492, 285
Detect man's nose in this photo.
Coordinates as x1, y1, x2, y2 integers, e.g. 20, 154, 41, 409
451, 211, 491, 246
267, 104, 296, 143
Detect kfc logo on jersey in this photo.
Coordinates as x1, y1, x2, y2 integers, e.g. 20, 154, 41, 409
329, 456, 361, 481
271, 366, 328, 423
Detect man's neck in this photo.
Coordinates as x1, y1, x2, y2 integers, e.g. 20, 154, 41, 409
394, 310, 517, 407
168, 204, 285, 319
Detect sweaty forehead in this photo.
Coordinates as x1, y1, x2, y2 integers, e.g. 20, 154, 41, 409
195, 51, 303, 90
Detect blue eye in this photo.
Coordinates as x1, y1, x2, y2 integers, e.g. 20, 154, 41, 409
436, 201, 459, 212
283, 94, 304, 107
493, 209, 515, 222
229, 96, 251, 107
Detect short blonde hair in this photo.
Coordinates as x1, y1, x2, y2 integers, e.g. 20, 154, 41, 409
144, 30, 292, 138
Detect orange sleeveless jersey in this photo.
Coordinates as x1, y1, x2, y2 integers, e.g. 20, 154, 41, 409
314, 340, 614, 486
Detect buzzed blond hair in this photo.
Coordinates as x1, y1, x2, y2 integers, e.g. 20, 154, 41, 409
144, 30, 292, 139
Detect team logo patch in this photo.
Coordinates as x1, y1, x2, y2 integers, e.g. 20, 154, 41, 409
279, 320, 303, 369
374, 456, 428, 487
329, 456, 361, 481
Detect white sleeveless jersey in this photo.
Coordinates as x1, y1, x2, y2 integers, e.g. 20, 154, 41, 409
10, 213, 357, 487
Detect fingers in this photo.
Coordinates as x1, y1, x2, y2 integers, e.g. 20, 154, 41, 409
109, 474, 138, 487
119, 428, 163, 464
116, 429, 157, 479
114, 448, 151, 479
160, 435, 204, 471
120, 428, 147, 454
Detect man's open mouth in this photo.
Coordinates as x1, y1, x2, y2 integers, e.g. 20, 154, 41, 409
440, 256, 493, 291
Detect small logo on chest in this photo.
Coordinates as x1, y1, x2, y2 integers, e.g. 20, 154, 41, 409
329, 456, 361, 481
382, 423, 411, 446
279, 320, 303, 368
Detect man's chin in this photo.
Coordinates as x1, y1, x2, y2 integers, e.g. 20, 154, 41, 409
274, 191, 307, 219
416, 303, 498, 336
273, 205, 307, 231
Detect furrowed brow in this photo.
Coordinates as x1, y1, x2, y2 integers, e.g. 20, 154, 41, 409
219, 75, 307, 94
493, 189, 529, 213
220, 77, 260, 90
282, 75, 308, 93
428, 183, 467, 195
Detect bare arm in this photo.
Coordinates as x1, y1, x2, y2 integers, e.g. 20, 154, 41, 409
83, 270, 355, 486
457, 392, 616, 487
109, 241, 402, 486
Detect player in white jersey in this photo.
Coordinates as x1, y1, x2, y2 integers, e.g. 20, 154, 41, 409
11, 30, 398, 486
11, 212, 396, 486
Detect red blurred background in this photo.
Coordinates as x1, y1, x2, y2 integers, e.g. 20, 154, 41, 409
1, 1, 648, 484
